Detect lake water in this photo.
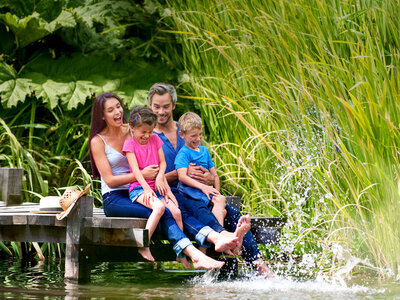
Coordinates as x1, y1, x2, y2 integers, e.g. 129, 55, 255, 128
0, 258, 399, 299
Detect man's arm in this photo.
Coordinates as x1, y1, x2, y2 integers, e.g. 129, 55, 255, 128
187, 163, 215, 186
165, 169, 178, 184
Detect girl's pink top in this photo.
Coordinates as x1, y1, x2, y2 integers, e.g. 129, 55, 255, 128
122, 134, 164, 192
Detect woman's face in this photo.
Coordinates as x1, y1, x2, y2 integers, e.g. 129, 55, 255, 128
103, 97, 123, 127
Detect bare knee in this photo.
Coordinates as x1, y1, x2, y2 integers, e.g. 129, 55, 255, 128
152, 199, 165, 216
169, 205, 182, 220
213, 195, 226, 207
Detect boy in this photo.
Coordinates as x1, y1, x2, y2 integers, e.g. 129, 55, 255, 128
175, 112, 226, 226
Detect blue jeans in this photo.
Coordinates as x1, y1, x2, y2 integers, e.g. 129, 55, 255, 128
175, 191, 225, 233
102, 189, 212, 256
176, 190, 262, 263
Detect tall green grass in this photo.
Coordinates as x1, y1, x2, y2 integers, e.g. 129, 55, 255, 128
166, 0, 400, 277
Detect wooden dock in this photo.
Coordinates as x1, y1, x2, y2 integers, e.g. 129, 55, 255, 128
0, 196, 286, 282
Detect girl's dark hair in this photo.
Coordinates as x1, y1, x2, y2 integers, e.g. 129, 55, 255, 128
89, 92, 124, 178
129, 106, 157, 128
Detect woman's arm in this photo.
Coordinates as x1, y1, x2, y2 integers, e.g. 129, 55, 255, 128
91, 136, 158, 187
91, 136, 135, 187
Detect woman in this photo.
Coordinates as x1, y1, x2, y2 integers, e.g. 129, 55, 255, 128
89, 92, 240, 269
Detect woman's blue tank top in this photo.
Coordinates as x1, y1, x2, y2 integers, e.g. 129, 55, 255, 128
97, 134, 130, 195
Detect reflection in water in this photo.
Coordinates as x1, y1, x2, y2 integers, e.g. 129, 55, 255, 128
0, 258, 397, 299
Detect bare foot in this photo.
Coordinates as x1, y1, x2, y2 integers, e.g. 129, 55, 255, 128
213, 235, 239, 255
233, 215, 251, 255
138, 247, 155, 262
253, 258, 275, 278
192, 255, 225, 270
177, 256, 192, 269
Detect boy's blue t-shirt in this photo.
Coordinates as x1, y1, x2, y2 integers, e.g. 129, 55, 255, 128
175, 145, 215, 171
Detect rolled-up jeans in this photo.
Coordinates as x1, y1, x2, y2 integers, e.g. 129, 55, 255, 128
102, 189, 213, 257
175, 189, 262, 263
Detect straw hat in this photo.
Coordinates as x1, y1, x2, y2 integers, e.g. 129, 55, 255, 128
56, 184, 91, 220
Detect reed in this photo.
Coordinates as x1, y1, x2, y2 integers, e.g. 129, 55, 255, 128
166, 0, 400, 277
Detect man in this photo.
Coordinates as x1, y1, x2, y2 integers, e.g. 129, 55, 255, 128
148, 82, 274, 277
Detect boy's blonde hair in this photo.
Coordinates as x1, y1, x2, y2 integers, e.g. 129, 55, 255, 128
178, 112, 202, 134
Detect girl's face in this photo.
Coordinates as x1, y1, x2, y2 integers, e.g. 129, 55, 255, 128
103, 97, 123, 127
132, 123, 155, 145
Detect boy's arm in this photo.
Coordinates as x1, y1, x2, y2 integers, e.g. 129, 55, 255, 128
208, 167, 220, 191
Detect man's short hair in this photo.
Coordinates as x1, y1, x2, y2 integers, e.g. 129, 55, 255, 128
148, 83, 177, 105
178, 112, 203, 134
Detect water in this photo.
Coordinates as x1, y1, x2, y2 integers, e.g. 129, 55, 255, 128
0, 258, 398, 299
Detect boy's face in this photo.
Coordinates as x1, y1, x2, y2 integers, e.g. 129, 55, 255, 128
180, 128, 203, 150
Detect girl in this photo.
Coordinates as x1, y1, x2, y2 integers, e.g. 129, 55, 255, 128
123, 106, 183, 261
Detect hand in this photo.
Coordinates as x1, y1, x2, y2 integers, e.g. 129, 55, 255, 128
200, 185, 220, 200
142, 189, 156, 206
155, 175, 168, 196
165, 190, 178, 206
187, 163, 215, 185
142, 164, 159, 180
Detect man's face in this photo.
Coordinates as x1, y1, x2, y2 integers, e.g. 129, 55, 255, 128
149, 93, 175, 125
180, 128, 203, 150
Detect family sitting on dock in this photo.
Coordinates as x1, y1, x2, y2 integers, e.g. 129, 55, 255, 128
89, 83, 273, 277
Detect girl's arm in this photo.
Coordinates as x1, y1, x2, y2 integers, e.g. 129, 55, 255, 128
91, 136, 159, 187
126, 152, 153, 192
209, 167, 220, 191
156, 148, 169, 195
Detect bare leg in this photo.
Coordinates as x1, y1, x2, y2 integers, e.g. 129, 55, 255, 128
183, 245, 225, 270
136, 195, 165, 262
163, 199, 184, 231
211, 195, 226, 226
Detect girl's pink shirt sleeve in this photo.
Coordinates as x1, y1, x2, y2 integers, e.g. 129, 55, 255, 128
122, 138, 134, 154
153, 134, 164, 150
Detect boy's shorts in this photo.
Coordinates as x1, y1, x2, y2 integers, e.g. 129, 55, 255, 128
129, 186, 163, 202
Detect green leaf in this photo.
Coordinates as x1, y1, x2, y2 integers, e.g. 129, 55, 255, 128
0, 77, 35, 107
0, 10, 76, 48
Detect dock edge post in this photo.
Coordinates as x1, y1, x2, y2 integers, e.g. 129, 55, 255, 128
64, 195, 93, 283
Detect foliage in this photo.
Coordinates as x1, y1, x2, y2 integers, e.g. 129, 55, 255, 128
0, 0, 177, 108
166, 0, 400, 278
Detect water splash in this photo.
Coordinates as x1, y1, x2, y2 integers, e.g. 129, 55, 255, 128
186, 271, 386, 299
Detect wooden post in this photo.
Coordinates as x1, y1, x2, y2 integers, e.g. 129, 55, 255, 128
64, 196, 93, 283
0, 168, 23, 206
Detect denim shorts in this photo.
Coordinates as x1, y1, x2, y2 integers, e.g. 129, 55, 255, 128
129, 186, 163, 202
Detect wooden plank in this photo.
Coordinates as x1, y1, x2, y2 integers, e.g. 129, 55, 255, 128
0, 168, 23, 206
83, 217, 147, 229
82, 228, 149, 247
0, 225, 66, 243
